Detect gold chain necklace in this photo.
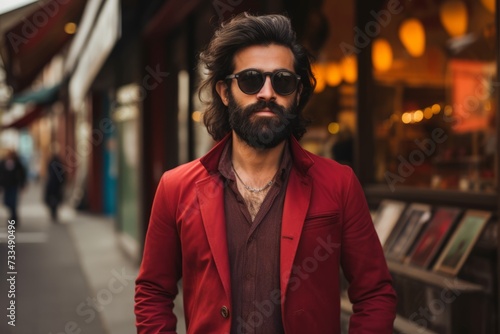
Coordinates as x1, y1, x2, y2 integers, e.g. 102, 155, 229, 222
231, 163, 275, 193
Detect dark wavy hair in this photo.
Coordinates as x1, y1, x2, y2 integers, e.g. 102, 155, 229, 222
198, 13, 316, 141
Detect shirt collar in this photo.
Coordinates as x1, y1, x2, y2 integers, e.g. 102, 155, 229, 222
200, 133, 314, 176
217, 138, 292, 186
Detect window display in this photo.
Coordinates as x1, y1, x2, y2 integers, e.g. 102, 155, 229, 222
372, 0, 497, 192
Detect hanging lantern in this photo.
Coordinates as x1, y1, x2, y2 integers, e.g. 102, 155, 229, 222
325, 62, 342, 86
481, 0, 495, 13
399, 18, 426, 57
312, 63, 326, 93
439, 1, 468, 37
341, 56, 357, 84
372, 38, 393, 72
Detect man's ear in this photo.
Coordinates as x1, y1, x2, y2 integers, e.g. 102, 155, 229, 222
216, 80, 229, 106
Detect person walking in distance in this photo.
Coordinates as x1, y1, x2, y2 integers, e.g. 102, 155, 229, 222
44, 152, 65, 222
135, 13, 397, 334
0, 149, 27, 226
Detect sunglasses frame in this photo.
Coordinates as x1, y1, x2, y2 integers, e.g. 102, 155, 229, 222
225, 69, 301, 96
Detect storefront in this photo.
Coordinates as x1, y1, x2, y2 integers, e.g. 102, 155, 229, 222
298, 1, 499, 332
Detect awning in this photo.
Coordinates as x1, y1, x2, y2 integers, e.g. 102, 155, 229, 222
2, 81, 62, 129
11, 82, 61, 105
2, 104, 45, 129
69, 0, 120, 110
1, 0, 86, 93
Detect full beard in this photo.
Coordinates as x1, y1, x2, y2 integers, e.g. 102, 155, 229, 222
227, 94, 298, 149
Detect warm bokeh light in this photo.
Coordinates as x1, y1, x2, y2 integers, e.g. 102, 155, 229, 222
414, 110, 424, 122
372, 38, 393, 72
312, 63, 326, 93
432, 104, 441, 114
444, 105, 453, 116
399, 18, 426, 57
439, 1, 468, 37
328, 122, 340, 135
191, 111, 202, 122
424, 108, 433, 119
481, 0, 495, 13
64, 22, 77, 35
325, 62, 342, 87
341, 56, 357, 83
402, 112, 412, 124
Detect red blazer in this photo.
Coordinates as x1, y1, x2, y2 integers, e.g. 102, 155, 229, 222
135, 135, 397, 333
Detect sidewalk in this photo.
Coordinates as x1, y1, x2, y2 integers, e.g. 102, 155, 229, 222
65, 202, 139, 334
0, 182, 138, 334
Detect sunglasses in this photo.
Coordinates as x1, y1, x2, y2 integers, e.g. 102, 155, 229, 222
225, 69, 301, 96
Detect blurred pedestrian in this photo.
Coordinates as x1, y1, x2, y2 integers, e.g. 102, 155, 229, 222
135, 13, 396, 334
0, 149, 27, 225
44, 153, 65, 222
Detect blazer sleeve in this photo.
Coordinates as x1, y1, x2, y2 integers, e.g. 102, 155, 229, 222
340, 169, 397, 334
135, 173, 182, 333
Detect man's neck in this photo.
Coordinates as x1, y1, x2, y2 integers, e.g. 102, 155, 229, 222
231, 132, 286, 178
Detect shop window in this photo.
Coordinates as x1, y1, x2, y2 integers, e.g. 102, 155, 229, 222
372, 0, 497, 193
296, 1, 357, 166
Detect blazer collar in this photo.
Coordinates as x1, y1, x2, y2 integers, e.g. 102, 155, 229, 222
200, 133, 315, 175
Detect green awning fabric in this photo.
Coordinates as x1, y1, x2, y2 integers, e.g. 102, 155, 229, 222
11, 83, 61, 105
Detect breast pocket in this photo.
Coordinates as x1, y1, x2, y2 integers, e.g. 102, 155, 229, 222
303, 211, 340, 230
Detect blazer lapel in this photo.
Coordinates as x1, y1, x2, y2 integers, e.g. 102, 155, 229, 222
196, 175, 231, 301
280, 168, 312, 302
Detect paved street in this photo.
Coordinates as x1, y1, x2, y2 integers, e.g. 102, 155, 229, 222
0, 182, 138, 334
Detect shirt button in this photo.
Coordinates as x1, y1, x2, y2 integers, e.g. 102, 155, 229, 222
220, 305, 230, 319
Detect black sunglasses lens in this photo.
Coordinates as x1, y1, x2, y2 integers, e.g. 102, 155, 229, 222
273, 71, 297, 95
235, 70, 298, 95
238, 70, 264, 94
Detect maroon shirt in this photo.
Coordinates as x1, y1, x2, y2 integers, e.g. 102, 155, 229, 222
219, 140, 291, 334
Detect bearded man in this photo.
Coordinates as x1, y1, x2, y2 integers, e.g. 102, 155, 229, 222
135, 13, 397, 334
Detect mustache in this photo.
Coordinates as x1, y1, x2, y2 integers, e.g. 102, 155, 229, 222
243, 100, 286, 116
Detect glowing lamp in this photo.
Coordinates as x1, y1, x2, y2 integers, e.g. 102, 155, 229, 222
372, 38, 393, 72
414, 110, 424, 122
325, 62, 342, 87
399, 18, 426, 57
341, 56, 357, 84
312, 63, 326, 93
402, 112, 412, 124
439, 1, 468, 37
328, 122, 340, 135
64, 22, 77, 35
191, 111, 202, 122
481, 0, 495, 13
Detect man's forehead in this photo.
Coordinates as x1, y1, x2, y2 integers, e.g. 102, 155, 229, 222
233, 44, 295, 71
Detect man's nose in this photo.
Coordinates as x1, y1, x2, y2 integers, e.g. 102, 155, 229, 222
256, 76, 276, 101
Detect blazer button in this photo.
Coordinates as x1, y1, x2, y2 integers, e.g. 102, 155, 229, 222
220, 305, 230, 319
